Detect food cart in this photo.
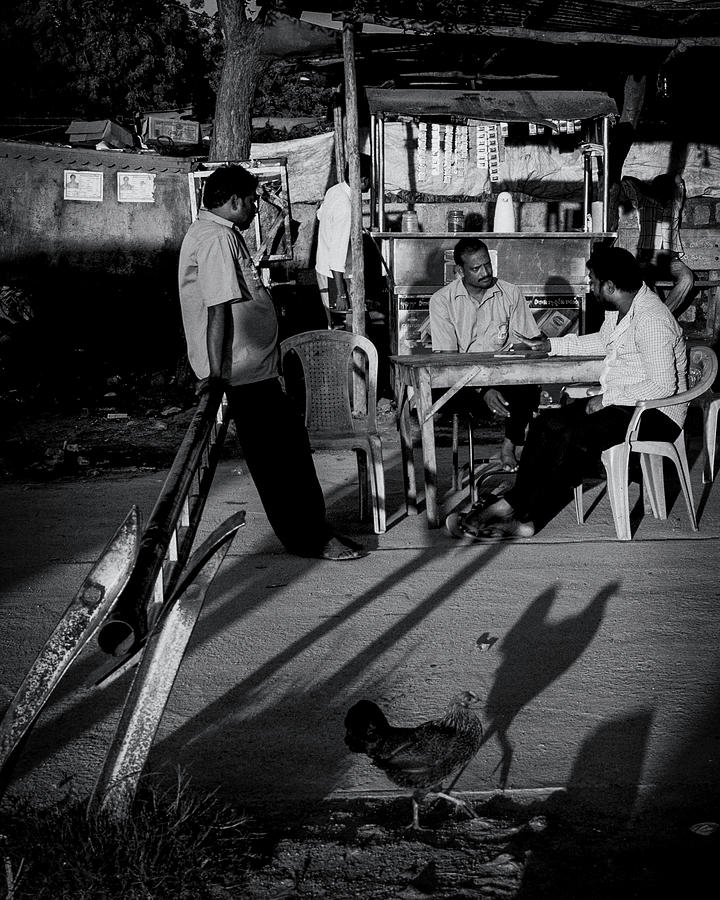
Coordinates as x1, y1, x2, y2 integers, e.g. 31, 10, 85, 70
366, 89, 618, 356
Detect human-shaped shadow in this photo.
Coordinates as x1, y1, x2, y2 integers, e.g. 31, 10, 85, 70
482, 581, 619, 787
516, 708, 655, 898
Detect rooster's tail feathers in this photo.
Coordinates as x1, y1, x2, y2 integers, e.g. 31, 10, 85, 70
344, 699, 389, 752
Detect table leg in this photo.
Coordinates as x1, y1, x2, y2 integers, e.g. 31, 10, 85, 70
397, 384, 417, 514
415, 368, 440, 527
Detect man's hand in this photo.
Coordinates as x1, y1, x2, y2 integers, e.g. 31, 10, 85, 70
196, 375, 227, 397
513, 333, 551, 352
483, 388, 510, 418
585, 394, 605, 415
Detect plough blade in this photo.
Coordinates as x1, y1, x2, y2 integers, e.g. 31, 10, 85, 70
0, 506, 140, 788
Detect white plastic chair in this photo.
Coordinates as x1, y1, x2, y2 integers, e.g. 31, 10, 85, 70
702, 392, 720, 483
280, 330, 386, 534
574, 345, 718, 540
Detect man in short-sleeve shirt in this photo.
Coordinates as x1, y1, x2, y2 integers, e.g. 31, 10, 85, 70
429, 237, 541, 472
178, 165, 366, 561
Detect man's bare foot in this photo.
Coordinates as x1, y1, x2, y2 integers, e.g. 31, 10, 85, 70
499, 438, 520, 473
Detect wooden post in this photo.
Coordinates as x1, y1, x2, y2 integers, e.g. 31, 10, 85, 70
342, 22, 366, 339
332, 88, 345, 181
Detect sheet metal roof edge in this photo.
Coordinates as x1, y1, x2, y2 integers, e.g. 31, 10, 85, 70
0, 140, 197, 173
365, 88, 618, 120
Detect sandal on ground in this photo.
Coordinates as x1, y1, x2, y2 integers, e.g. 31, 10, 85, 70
470, 518, 535, 542
318, 536, 369, 561
446, 512, 533, 542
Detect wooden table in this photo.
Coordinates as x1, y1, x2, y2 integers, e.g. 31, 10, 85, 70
391, 351, 604, 527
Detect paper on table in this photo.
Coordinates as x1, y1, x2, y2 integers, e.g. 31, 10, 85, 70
494, 348, 550, 358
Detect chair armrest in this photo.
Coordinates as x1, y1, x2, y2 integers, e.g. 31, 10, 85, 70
635, 394, 689, 411
635, 378, 712, 410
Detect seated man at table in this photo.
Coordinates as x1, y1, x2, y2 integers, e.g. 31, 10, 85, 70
451, 246, 687, 541
429, 237, 542, 472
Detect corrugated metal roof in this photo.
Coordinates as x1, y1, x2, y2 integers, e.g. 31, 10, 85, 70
312, 1, 720, 42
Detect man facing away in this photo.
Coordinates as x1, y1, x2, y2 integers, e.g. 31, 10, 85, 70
315, 155, 372, 326
429, 237, 542, 472
449, 246, 687, 541
620, 172, 695, 315
178, 164, 367, 561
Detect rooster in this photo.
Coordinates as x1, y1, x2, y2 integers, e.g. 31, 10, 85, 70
344, 691, 483, 829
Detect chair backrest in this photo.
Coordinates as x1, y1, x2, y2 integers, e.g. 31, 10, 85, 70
279, 330, 379, 436
686, 345, 719, 401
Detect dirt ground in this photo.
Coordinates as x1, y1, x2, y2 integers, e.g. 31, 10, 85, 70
3, 398, 719, 899
231, 794, 717, 899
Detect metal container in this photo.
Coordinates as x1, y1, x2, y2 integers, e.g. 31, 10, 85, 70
401, 210, 419, 232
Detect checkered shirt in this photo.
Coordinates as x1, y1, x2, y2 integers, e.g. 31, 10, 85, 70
549, 284, 688, 428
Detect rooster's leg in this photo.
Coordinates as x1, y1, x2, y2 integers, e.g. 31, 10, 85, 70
405, 796, 425, 831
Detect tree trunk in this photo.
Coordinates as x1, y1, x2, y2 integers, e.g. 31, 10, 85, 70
210, 1, 267, 162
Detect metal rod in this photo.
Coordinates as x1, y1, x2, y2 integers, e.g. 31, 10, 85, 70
370, 113, 377, 229
379, 115, 386, 232
602, 115, 610, 231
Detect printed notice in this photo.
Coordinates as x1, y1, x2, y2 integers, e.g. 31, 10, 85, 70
64, 170, 103, 201
117, 172, 156, 203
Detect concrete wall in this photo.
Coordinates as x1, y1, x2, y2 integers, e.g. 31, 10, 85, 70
0, 141, 193, 282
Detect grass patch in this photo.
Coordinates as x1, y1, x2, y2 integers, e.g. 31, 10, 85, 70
0, 772, 260, 899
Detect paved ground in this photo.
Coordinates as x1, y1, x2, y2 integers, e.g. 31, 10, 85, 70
1, 411, 719, 840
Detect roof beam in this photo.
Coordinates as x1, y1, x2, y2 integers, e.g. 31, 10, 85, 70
340, 15, 720, 47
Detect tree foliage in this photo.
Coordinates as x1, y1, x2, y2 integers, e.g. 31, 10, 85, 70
0, 0, 217, 120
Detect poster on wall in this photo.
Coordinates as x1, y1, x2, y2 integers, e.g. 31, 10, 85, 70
117, 172, 156, 203
63, 169, 103, 201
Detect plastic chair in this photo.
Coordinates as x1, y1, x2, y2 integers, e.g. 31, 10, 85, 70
702, 392, 720, 483
573, 345, 718, 540
280, 330, 386, 534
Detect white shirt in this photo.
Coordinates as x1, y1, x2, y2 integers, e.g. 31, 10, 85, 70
315, 181, 352, 277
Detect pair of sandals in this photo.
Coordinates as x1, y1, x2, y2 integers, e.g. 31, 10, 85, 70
446, 496, 534, 543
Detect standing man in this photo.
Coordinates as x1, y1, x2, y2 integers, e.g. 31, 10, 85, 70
315, 154, 372, 327
620, 172, 695, 315
178, 165, 367, 561
449, 246, 687, 541
429, 237, 542, 472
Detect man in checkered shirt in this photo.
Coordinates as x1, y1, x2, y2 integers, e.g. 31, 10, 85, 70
448, 247, 687, 541
620, 172, 695, 315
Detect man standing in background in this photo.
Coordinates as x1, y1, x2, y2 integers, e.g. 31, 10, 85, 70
620, 172, 695, 315
315, 154, 372, 327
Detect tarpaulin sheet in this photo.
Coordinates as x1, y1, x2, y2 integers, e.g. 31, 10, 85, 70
250, 131, 336, 203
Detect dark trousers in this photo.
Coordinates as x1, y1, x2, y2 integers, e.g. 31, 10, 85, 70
434, 384, 541, 446
226, 379, 332, 556
505, 399, 681, 528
